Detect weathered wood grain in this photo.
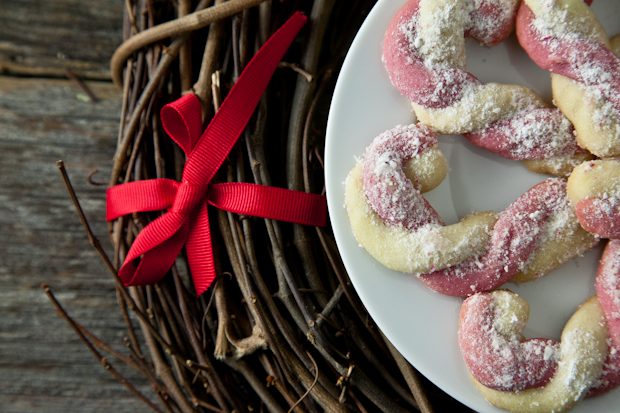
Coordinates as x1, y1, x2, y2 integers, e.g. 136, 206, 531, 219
0, 76, 154, 412
0, 0, 123, 79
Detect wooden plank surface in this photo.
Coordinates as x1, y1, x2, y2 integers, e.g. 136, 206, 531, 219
0, 76, 154, 412
0, 1, 152, 409
0, 0, 123, 79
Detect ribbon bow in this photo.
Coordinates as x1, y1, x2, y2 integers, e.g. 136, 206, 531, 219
106, 12, 326, 296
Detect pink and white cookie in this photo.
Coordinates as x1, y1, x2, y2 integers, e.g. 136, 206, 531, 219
464, 294, 608, 412
345, 124, 596, 297
516, 0, 620, 158
462, 240, 620, 411
590, 239, 620, 396
345, 124, 494, 280
459, 290, 559, 391
382, 0, 589, 176
567, 159, 620, 239
417, 178, 597, 295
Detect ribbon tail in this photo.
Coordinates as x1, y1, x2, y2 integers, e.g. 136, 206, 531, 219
118, 213, 189, 286
107, 179, 179, 221
207, 182, 327, 227
179, 12, 308, 185
185, 199, 216, 296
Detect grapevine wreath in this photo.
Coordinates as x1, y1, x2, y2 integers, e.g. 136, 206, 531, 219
345, 0, 620, 411
51, 1, 468, 412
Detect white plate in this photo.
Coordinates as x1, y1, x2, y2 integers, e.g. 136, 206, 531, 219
325, 1, 620, 412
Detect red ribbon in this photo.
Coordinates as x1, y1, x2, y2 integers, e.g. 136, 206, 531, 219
106, 12, 326, 296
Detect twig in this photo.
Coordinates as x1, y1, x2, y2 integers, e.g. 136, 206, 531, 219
124, 94, 156, 183
380, 330, 435, 413
125, 0, 139, 34
315, 227, 381, 344
302, 69, 332, 195
259, 353, 308, 413
128, 49, 146, 117
346, 321, 419, 409
285, 0, 335, 316
152, 111, 164, 179
287, 351, 319, 413
111, 0, 269, 88
201, 277, 220, 350
57, 161, 209, 374
154, 283, 190, 356
225, 358, 286, 413
278, 62, 313, 82
178, 0, 193, 92
123, 338, 172, 399
64, 68, 97, 103
172, 266, 236, 413
118, 285, 144, 359
285, 0, 334, 192
314, 285, 343, 329
87, 169, 108, 186
193, 0, 226, 120
110, 34, 186, 186
74, 321, 135, 365
42, 284, 164, 413
193, 398, 224, 413
116, 58, 134, 147
347, 390, 369, 413
75, 318, 173, 405
129, 287, 198, 413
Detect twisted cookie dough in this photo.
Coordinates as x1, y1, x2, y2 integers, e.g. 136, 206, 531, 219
382, 0, 590, 176
345, 124, 596, 296
461, 240, 620, 411
567, 159, 620, 239
517, 0, 620, 158
468, 294, 607, 413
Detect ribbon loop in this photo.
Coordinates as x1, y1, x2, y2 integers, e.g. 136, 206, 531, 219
161, 94, 204, 156
106, 12, 327, 297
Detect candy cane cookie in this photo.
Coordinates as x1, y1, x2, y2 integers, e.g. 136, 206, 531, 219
516, 0, 620, 158
567, 159, 620, 239
465, 294, 607, 412
459, 290, 560, 392
383, 0, 591, 177
589, 239, 620, 396
460, 240, 620, 411
344, 124, 597, 296
345, 124, 495, 278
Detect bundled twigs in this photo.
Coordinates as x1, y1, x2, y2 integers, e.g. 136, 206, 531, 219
49, 1, 474, 412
